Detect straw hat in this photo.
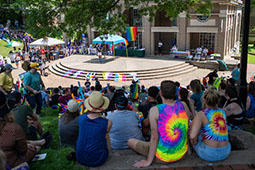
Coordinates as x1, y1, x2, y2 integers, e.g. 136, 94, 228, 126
84, 91, 109, 113
67, 100, 79, 112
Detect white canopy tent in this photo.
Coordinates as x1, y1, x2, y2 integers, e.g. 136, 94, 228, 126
29, 37, 65, 46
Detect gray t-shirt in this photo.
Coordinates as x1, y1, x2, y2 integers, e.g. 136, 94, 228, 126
107, 110, 144, 149
58, 116, 79, 147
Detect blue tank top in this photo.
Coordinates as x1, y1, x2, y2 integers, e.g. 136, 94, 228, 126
75, 114, 109, 167
246, 94, 255, 118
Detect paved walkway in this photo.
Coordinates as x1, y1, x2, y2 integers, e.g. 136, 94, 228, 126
11, 55, 255, 88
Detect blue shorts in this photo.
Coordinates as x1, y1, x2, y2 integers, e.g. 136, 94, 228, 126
193, 136, 231, 162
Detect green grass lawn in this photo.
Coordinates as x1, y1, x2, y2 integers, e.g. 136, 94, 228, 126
248, 44, 255, 64
29, 108, 84, 170
0, 39, 23, 57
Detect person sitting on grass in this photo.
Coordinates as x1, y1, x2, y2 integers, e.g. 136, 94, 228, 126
246, 81, 255, 118
11, 91, 43, 140
49, 88, 60, 108
75, 91, 112, 167
0, 91, 46, 169
128, 80, 191, 168
107, 95, 144, 150
58, 100, 79, 147
58, 88, 72, 105
190, 87, 231, 162
223, 86, 245, 130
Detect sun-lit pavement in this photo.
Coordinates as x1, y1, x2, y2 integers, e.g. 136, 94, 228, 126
11, 56, 255, 89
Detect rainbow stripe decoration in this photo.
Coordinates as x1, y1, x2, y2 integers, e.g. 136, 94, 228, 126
86, 72, 96, 80
102, 73, 113, 80
156, 102, 189, 162
73, 71, 84, 78
132, 83, 139, 99
114, 74, 127, 82
124, 39, 129, 46
126, 27, 138, 41
202, 108, 228, 141
62, 69, 77, 77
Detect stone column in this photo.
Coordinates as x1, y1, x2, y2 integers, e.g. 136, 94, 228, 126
217, 6, 227, 59
87, 26, 92, 44
177, 12, 186, 50
142, 16, 152, 56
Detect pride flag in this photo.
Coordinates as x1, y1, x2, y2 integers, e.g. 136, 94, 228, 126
132, 83, 139, 99
124, 40, 128, 46
126, 27, 138, 41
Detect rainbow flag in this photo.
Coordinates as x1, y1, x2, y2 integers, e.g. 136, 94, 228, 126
132, 83, 139, 99
126, 27, 137, 41
122, 75, 126, 81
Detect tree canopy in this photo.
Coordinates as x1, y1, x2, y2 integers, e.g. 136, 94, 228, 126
7, 0, 214, 38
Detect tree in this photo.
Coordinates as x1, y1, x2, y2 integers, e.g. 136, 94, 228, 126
12, 0, 213, 39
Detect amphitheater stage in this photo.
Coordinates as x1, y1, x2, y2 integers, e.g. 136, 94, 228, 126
49, 55, 196, 81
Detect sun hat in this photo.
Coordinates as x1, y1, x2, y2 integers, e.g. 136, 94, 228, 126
4, 64, 15, 70
115, 95, 128, 109
84, 91, 109, 113
30, 62, 40, 70
0, 91, 16, 117
67, 100, 79, 112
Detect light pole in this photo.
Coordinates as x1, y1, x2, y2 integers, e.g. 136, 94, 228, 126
239, 0, 251, 108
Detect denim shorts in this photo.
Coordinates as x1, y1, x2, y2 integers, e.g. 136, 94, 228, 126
193, 137, 231, 162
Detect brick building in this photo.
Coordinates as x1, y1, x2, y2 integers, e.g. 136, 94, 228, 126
87, 0, 243, 59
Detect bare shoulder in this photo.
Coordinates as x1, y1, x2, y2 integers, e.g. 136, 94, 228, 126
149, 106, 159, 120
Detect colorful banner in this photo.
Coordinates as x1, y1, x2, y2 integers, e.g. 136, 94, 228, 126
86, 72, 96, 80
126, 27, 137, 41
73, 71, 84, 78
114, 74, 127, 82
102, 73, 113, 80
62, 69, 77, 77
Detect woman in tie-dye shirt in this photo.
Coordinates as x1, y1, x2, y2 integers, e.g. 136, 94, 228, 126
190, 87, 231, 162
128, 81, 191, 168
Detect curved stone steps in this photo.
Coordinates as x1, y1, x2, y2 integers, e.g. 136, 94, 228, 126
48, 63, 197, 81
59, 61, 190, 73
55, 62, 194, 77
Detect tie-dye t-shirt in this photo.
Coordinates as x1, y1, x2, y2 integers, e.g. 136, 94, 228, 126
156, 101, 189, 162
202, 108, 228, 141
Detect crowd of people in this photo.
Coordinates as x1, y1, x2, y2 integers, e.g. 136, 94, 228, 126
0, 55, 255, 169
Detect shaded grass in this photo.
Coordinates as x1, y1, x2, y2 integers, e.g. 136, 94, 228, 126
29, 107, 85, 170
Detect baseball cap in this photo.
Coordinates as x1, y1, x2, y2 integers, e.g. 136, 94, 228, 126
4, 64, 15, 70
116, 95, 128, 109
67, 100, 79, 113
30, 62, 40, 70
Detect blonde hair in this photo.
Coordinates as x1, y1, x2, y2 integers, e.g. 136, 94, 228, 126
203, 86, 220, 107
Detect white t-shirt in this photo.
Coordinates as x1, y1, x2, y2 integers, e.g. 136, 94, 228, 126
196, 48, 202, 54
158, 42, 163, 48
203, 48, 208, 54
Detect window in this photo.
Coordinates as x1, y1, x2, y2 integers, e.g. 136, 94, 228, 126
199, 33, 215, 49
133, 9, 142, 27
